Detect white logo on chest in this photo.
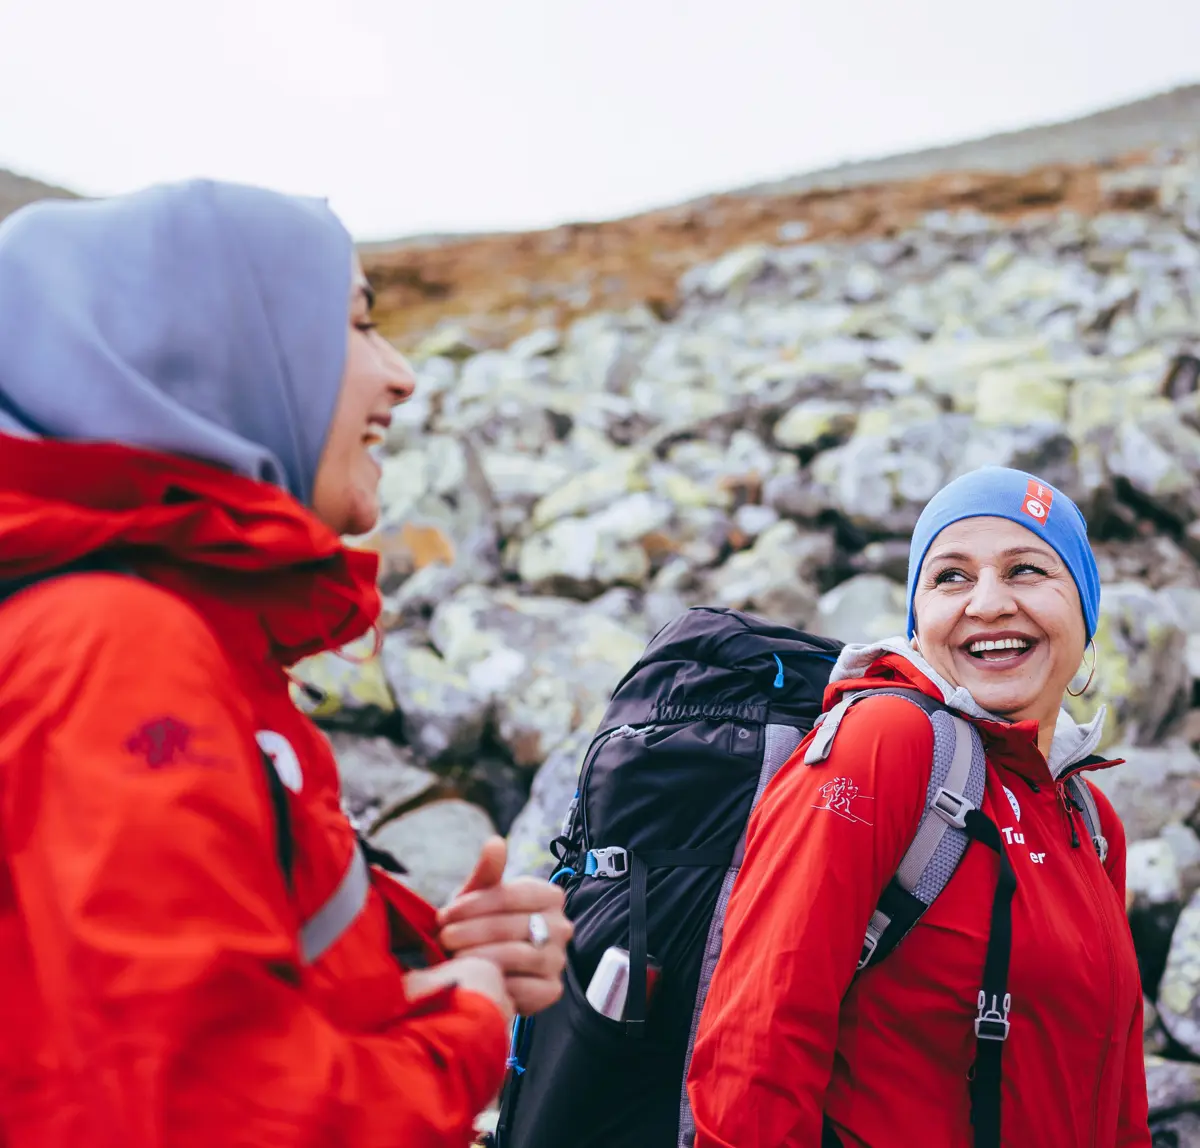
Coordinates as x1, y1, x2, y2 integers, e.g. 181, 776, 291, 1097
256, 730, 304, 793
1003, 785, 1021, 822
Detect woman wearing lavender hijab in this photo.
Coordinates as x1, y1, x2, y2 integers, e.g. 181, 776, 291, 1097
0, 181, 568, 1148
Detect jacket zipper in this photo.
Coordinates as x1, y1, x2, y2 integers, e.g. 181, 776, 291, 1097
1057, 783, 1082, 850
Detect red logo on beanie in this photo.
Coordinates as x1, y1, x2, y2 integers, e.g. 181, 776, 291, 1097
1021, 479, 1053, 524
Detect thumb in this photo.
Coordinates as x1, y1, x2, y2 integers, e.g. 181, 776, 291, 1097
459, 835, 507, 896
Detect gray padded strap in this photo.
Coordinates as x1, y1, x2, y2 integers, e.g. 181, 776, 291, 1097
894, 714, 975, 893
677, 723, 802, 1148
300, 845, 371, 965
1067, 774, 1108, 863
803, 695, 855, 764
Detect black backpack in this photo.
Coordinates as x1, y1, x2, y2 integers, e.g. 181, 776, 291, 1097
490, 606, 1106, 1148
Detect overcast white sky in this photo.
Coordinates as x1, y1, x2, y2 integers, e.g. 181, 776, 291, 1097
1, 0, 1198, 241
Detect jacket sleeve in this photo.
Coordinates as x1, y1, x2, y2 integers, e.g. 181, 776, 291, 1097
1092, 783, 1151, 1147
0, 579, 508, 1148
686, 697, 934, 1148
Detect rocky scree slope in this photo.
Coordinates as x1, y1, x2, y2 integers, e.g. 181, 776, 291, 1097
314, 141, 1200, 1137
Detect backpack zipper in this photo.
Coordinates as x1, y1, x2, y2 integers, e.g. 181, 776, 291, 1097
577, 723, 652, 850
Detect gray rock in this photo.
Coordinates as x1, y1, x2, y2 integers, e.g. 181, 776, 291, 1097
809, 415, 1077, 536
704, 520, 830, 625
381, 639, 491, 766
1162, 822, 1200, 900
1107, 412, 1200, 524
689, 243, 773, 298
1064, 584, 1189, 749
373, 434, 500, 592
510, 327, 562, 359
1152, 1111, 1200, 1146
815, 574, 908, 645
1146, 1054, 1200, 1117
371, 799, 497, 909
773, 399, 860, 452
1129, 839, 1185, 912
1088, 743, 1200, 843
1146, 995, 1170, 1056
289, 634, 396, 732
518, 492, 673, 597
505, 725, 595, 881
1154, 887, 1200, 1058
327, 732, 440, 831
430, 586, 645, 769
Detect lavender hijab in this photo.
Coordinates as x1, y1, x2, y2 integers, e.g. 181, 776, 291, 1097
0, 179, 354, 504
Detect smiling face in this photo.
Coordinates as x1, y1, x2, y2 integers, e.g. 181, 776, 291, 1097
311, 259, 415, 536
910, 516, 1088, 736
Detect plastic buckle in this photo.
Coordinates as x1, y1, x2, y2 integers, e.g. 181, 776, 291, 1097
974, 990, 1011, 1041
932, 787, 971, 831
586, 847, 630, 879
857, 930, 881, 970
1093, 834, 1109, 864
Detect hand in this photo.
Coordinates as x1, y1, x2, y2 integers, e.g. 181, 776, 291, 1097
437, 836, 573, 1017
405, 956, 515, 1027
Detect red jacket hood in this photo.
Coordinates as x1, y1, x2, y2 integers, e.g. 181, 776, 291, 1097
823, 643, 1117, 785
0, 433, 380, 664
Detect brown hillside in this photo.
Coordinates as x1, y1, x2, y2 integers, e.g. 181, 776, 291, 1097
363, 155, 1147, 353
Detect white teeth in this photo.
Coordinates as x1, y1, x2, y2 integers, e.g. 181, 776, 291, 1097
968, 637, 1032, 655
366, 441, 386, 465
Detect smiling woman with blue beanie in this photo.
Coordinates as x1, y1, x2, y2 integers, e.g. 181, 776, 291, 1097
688, 466, 1149, 1147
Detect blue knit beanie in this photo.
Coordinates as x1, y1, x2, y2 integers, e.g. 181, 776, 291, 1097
906, 466, 1100, 642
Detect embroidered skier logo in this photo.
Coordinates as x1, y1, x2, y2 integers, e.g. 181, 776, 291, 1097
1003, 785, 1022, 822
124, 717, 223, 770
814, 776, 875, 825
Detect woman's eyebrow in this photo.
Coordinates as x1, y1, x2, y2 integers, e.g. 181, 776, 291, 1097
928, 545, 1057, 565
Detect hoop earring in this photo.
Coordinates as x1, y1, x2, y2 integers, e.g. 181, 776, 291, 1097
1066, 639, 1097, 698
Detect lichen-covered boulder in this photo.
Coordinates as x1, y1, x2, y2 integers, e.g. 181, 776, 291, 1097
1064, 583, 1189, 749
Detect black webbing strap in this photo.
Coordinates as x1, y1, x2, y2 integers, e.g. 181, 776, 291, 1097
624, 847, 731, 1039
821, 1116, 844, 1146
627, 852, 650, 1038
260, 749, 295, 890
964, 809, 1016, 1148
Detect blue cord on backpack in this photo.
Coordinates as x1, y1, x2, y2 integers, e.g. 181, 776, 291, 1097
506, 1018, 528, 1075
507, 862, 576, 1078
772, 654, 785, 689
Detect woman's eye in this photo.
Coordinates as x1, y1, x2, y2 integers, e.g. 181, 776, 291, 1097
933, 569, 966, 585
355, 321, 379, 334
1010, 564, 1047, 577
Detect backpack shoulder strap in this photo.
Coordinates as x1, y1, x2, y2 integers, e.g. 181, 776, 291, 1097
1065, 769, 1109, 863
802, 687, 987, 968
852, 693, 987, 969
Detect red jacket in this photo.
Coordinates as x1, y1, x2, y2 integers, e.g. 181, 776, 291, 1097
686, 647, 1149, 1147
0, 436, 508, 1148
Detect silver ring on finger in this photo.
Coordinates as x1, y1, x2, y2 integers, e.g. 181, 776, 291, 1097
528, 912, 550, 949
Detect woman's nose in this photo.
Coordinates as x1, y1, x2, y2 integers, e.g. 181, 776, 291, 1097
965, 570, 1016, 619
385, 348, 416, 404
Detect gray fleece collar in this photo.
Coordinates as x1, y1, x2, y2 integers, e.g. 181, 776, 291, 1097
829, 637, 1107, 778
